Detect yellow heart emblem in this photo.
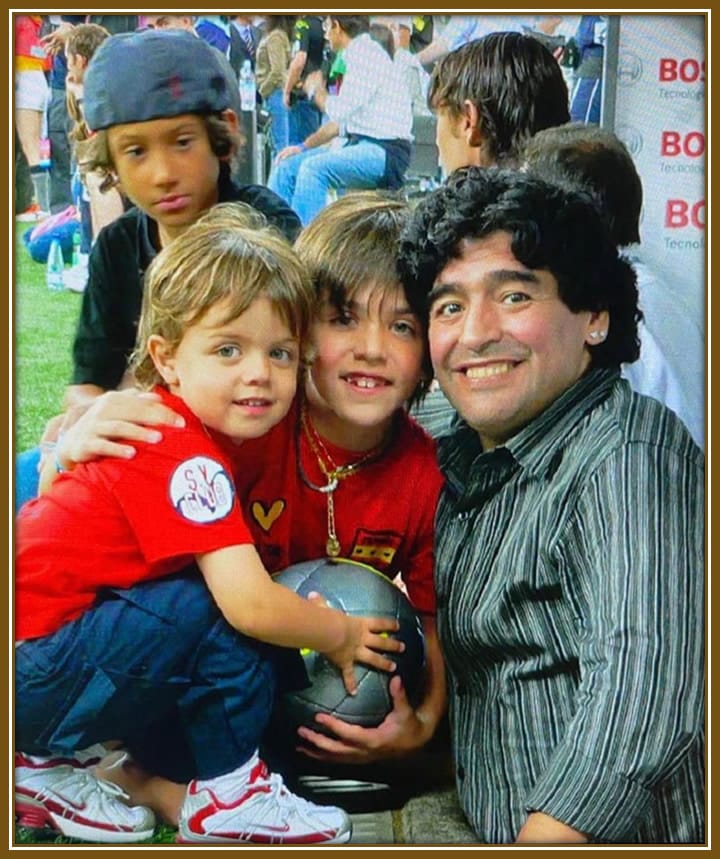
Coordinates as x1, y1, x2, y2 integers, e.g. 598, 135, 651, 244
251, 499, 285, 532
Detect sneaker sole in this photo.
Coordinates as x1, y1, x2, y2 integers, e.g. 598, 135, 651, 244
15, 797, 154, 844
176, 831, 352, 845
176, 819, 352, 846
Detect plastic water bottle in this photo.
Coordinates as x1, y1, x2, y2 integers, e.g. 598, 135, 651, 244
71, 229, 81, 267
46, 239, 65, 292
239, 60, 256, 112
39, 138, 51, 170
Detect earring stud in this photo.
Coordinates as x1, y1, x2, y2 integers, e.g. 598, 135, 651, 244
589, 330, 606, 341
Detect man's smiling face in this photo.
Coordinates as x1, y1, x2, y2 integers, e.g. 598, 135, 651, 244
429, 231, 607, 450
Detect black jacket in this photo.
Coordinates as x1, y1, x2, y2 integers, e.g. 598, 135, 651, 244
71, 168, 301, 389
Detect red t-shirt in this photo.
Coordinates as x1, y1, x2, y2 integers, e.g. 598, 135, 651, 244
15, 389, 252, 641
227, 400, 444, 615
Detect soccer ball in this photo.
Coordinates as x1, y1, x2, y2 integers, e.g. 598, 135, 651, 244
273, 558, 426, 733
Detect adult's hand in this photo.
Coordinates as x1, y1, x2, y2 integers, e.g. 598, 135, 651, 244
40, 21, 74, 56
295, 675, 430, 764
275, 145, 304, 163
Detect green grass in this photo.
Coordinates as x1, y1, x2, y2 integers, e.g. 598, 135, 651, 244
14, 222, 81, 453
15, 824, 178, 846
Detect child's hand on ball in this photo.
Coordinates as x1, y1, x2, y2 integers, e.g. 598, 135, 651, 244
326, 614, 404, 695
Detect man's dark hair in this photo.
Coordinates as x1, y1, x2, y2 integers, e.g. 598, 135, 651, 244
522, 122, 643, 247
369, 22, 394, 59
398, 167, 641, 368
332, 16, 370, 39
428, 31, 570, 166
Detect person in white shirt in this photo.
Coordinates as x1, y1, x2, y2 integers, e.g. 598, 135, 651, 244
416, 14, 562, 69
267, 15, 413, 226
374, 15, 431, 116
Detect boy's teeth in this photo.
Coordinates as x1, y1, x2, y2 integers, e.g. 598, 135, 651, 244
466, 363, 514, 380
353, 377, 381, 388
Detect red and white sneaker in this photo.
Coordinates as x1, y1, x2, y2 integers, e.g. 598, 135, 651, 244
15, 752, 155, 843
16, 202, 49, 222
177, 755, 352, 845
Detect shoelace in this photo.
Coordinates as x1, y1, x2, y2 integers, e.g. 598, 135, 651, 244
36, 768, 137, 817
262, 773, 336, 822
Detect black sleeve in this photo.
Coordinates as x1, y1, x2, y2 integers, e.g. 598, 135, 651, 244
71, 219, 143, 389
236, 185, 302, 243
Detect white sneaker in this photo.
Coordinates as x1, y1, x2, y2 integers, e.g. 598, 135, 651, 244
15, 752, 155, 843
177, 755, 352, 845
16, 203, 49, 222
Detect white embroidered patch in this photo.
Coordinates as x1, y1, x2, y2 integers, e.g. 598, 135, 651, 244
169, 456, 235, 523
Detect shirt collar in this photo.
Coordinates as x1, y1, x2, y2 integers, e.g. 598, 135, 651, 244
504, 367, 620, 476
440, 367, 620, 487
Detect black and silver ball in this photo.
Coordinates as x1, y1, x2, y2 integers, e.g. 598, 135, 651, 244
273, 558, 426, 732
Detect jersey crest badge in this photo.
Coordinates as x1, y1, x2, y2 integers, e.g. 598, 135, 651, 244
169, 456, 234, 523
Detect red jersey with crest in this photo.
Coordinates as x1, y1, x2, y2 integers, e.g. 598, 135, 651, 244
225, 399, 444, 615
16, 388, 251, 641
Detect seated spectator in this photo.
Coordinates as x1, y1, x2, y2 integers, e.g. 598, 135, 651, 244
267, 15, 413, 226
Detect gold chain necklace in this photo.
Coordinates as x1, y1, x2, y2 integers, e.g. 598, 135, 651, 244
298, 402, 388, 557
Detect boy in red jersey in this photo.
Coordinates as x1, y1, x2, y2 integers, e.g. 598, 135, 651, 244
15, 206, 402, 845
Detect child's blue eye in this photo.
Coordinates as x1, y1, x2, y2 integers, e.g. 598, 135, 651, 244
217, 345, 240, 359
270, 347, 295, 363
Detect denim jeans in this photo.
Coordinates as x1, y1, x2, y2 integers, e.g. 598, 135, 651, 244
15, 570, 279, 780
288, 98, 322, 146
267, 139, 387, 226
15, 446, 41, 513
570, 76, 602, 124
263, 87, 290, 159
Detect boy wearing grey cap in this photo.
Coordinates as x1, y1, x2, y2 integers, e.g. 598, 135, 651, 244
25, 29, 301, 493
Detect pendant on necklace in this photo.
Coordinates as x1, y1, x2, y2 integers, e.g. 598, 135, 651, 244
326, 535, 341, 557
319, 477, 338, 494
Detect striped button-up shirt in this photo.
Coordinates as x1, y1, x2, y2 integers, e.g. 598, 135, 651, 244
435, 368, 705, 843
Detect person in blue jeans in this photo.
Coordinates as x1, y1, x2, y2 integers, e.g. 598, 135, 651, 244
255, 15, 294, 159
268, 16, 413, 226
569, 15, 606, 124
284, 16, 325, 145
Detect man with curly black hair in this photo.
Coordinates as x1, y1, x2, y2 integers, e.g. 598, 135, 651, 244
397, 168, 705, 844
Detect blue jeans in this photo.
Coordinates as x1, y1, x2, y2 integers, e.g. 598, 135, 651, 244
15, 447, 41, 513
570, 76, 602, 124
263, 88, 289, 159
288, 98, 322, 146
15, 570, 281, 780
267, 139, 387, 226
